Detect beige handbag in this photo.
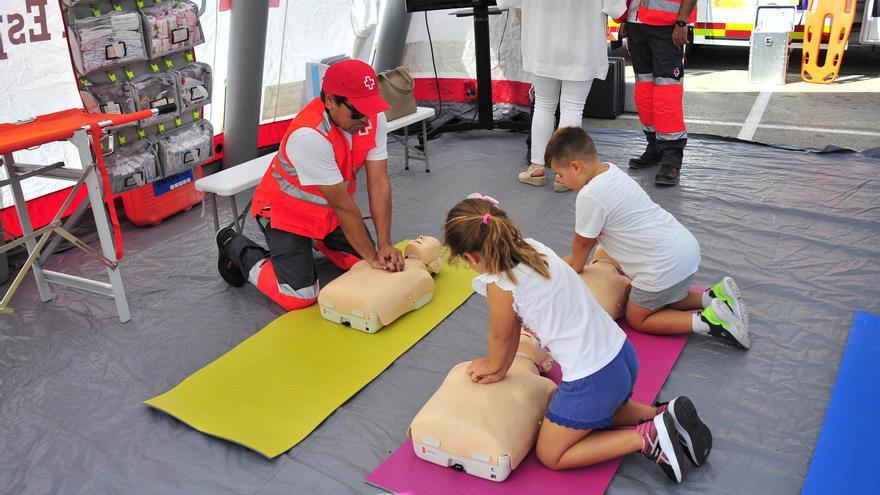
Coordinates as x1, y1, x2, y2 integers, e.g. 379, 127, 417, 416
378, 66, 417, 121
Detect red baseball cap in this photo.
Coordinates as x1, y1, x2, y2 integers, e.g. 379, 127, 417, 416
322, 59, 390, 116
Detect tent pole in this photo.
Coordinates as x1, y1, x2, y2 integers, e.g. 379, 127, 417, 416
223, 1, 270, 169
373, 0, 411, 72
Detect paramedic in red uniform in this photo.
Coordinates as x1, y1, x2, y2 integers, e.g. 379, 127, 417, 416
216, 59, 405, 311
618, 0, 697, 186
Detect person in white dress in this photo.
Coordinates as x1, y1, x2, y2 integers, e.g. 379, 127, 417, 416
497, 0, 626, 192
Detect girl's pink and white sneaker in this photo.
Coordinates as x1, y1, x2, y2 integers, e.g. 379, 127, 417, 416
637, 412, 687, 483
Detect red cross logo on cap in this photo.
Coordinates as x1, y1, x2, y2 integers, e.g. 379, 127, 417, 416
363, 75, 376, 90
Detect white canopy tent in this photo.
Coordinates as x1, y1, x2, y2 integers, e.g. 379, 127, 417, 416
0, 0, 527, 235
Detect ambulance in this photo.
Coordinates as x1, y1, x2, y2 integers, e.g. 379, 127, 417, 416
612, 0, 880, 48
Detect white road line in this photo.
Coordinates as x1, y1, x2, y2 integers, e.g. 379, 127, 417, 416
737, 89, 773, 141
751, 124, 880, 137
615, 114, 880, 137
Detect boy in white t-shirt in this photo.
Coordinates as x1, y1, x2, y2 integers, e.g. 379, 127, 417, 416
547, 127, 750, 349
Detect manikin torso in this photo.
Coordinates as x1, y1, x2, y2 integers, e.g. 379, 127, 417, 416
579, 245, 631, 321
409, 332, 557, 477
318, 236, 442, 332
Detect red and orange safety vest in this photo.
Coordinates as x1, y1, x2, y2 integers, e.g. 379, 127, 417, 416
252, 97, 378, 239
624, 0, 697, 26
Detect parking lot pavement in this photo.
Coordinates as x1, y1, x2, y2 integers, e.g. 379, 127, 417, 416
587, 45, 880, 151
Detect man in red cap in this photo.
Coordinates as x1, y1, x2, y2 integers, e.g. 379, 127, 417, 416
215, 59, 405, 311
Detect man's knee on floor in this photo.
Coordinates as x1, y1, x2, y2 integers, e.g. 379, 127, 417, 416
252, 258, 319, 308
270, 261, 317, 293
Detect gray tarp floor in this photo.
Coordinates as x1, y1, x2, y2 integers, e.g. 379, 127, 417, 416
1, 128, 878, 495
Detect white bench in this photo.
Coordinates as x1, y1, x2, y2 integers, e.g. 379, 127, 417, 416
386, 106, 435, 173
196, 106, 436, 232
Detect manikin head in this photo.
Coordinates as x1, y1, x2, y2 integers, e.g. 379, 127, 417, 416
405, 236, 442, 273
516, 331, 553, 373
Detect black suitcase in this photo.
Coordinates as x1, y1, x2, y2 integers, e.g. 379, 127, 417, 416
583, 56, 625, 119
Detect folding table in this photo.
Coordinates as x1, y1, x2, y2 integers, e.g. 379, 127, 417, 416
0, 105, 174, 322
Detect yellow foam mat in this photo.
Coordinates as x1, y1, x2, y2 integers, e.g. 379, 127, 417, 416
145, 242, 474, 458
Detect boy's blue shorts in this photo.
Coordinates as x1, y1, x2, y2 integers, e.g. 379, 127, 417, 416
546, 339, 639, 430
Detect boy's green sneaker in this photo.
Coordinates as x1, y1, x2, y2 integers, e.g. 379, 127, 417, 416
701, 299, 750, 349
708, 276, 749, 329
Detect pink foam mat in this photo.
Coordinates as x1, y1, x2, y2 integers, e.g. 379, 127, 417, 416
365, 322, 689, 495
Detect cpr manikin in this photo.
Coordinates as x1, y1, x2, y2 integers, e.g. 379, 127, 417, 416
580, 246, 631, 320
318, 236, 442, 333
409, 331, 557, 482
408, 247, 632, 481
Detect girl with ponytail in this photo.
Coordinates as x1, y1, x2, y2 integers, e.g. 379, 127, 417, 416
442, 194, 711, 483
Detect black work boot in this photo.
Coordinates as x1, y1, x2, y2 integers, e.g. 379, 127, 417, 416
217, 227, 246, 287
655, 164, 681, 186
629, 131, 661, 169
654, 139, 685, 186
